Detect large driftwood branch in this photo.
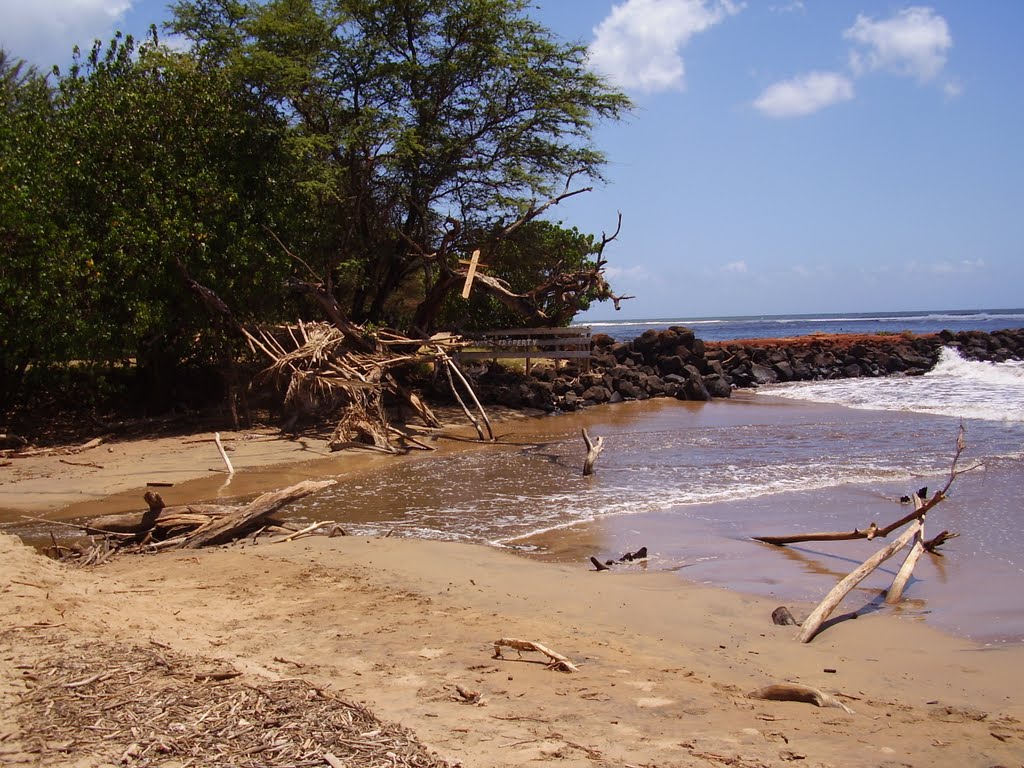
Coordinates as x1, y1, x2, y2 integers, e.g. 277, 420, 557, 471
436, 349, 494, 441
182, 480, 335, 548
86, 503, 235, 535
797, 519, 923, 643
754, 425, 977, 547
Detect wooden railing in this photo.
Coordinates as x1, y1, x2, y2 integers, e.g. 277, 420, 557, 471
455, 327, 592, 373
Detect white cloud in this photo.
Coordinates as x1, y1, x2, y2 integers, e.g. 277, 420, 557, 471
843, 6, 952, 82
0, 0, 132, 67
943, 78, 964, 100
588, 0, 741, 92
753, 71, 854, 118
604, 264, 653, 280
722, 260, 748, 274
769, 1, 805, 13
907, 258, 985, 275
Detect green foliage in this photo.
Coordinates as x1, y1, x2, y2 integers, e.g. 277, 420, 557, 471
0, 51, 62, 403
0, 34, 297, 411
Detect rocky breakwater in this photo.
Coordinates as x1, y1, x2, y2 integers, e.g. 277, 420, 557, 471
466, 327, 1024, 413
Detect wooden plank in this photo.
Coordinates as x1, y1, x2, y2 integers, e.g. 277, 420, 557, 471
461, 250, 482, 299
477, 339, 589, 350
457, 349, 592, 361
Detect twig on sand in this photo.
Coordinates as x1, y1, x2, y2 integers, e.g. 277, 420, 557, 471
492, 638, 579, 672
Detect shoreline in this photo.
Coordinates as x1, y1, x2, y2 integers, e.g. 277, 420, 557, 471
4, 393, 1022, 646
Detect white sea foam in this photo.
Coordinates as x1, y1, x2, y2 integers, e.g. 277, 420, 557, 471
763, 347, 1024, 423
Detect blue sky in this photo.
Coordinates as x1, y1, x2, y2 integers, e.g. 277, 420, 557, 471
3, 1, 1022, 320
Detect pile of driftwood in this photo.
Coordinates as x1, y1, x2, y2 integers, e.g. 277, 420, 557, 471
756, 428, 975, 642
180, 259, 497, 452
61, 480, 337, 561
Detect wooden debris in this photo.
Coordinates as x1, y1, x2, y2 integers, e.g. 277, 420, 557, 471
492, 638, 579, 672
885, 494, 927, 604
619, 546, 647, 561
182, 480, 335, 548
213, 432, 235, 475
798, 519, 923, 643
756, 427, 979, 642
14, 632, 450, 768
273, 520, 335, 543
923, 529, 959, 554
76, 480, 335, 555
582, 428, 604, 476
455, 684, 482, 703
58, 458, 104, 469
72, 436, 105, 453
749, 683, 855, 714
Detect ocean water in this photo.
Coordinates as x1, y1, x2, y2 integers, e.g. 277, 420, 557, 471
581, 307, 1024, 342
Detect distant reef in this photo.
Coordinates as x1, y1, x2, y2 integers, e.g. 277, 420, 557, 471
466, 327, 1024, 412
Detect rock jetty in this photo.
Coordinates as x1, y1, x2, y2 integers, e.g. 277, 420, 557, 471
467, 327, 1024, 413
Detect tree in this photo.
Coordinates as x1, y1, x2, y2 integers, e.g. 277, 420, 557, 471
49, 30, 301, 410
1, 32, 301, 414
169, 0, 631, 332
0, 50, 63, 407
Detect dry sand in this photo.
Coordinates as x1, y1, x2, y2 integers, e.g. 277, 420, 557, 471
2, 424, 1024, 767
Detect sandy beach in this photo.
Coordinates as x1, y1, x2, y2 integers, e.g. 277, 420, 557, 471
2, 405, 1024, 766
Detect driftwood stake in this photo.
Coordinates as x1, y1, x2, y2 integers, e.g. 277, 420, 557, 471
885, 493, 927, 604
441, 356, 486, 441
214, 432, 235, 475
798, 519, 923, 643
582, 428, 604, 476
446, 357, 494, 441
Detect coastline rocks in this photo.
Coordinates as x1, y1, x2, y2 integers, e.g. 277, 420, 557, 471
461, 326, 1024, 413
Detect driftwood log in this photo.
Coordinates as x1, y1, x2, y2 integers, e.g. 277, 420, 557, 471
885, 495, 927, 604
86, 503, 235, 535
754, 428, 978, 643
182, 480, 335, 548
749, 683, 854, 714
84, 480, 336, 550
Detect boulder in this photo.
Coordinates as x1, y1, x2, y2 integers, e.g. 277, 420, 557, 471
703, 373, 732, 398
749, 363, 778, 385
